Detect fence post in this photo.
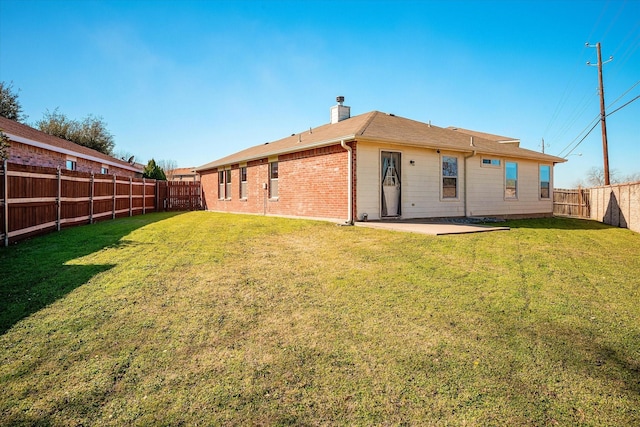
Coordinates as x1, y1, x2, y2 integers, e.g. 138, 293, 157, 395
112, 174, 117, 219
2, 160, 7, 247
129, 177, 133, 217
90, 173, 94, 224
56, 167, 61, 231
142, 178, 146, 215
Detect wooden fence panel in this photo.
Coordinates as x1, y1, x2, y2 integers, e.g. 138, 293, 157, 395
553, 188, 591, 218
0, 162, 184, 246
165, 181, 201, 211
0, 162, 206, 245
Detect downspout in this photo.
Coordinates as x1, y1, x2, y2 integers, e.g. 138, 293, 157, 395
464, 136, 477, 218
340, 139, 354, 225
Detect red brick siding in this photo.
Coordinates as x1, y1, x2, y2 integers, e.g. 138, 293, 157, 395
201, 143, 354, 220
8, 140, 138, 178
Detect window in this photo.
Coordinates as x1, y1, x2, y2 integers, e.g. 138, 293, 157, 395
101, 167, 109, 174
482, 158, 501, 167
540, 165, 550, 199
505, 162, 518, 199
218, 171, 225, 199
225, 169, 231, 199
442, 156, 458, 199
65, 159, 76, 171
240, 167, 247, 199
269, 161, 278, 199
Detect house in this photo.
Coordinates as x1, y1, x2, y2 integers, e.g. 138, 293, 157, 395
168, 167, 199, 182
0, 116, 143, 178
196, 98, 565, 223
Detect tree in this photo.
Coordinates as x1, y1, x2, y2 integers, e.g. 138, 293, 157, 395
143, 159, 166, 180
35, 108, 115, 155
0, 81, 27, 122
585, 166, 619, 186
0, 129, 10, 161
157, 159, 178, 180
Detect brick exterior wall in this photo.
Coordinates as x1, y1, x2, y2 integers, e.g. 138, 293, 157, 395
201, 142, 355, 221
8, 140, 139, 178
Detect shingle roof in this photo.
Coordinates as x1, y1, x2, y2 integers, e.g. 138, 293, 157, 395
172, 167, 197, 175
196, 111, 565, 171
0, 116, 142, 172
446, 126, 518, 142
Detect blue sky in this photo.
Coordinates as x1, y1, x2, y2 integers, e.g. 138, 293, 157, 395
1, 0, 638, 188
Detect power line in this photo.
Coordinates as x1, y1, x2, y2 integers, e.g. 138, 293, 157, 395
563, 119, 601, 158
556, 113, 600, 157
606, 79, 640, 109
555, 87, 639, 158
607, 93, 640, 117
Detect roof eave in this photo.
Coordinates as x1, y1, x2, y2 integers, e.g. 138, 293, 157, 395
196, 134, 357, 172
356, 136, 566, 163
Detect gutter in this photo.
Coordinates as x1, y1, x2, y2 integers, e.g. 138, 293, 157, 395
340, 139, 354, 225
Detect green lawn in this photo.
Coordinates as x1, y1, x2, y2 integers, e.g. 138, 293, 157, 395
1, 212, 639, 426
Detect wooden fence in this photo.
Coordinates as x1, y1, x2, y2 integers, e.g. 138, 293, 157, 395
1, 161, 201, 246
554, 182, 640, 234
553, 188, 591, 218
158, 181, 202, 211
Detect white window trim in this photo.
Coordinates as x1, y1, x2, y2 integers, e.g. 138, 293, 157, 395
505, 161, 518, 200
269, 161, 279, 200
481, 157, 501, 168
539, 164, 551, 200
225, 167, 232, 201
65, 156, 77, 171
240, 166, 248, 200
440, 154, 459, 201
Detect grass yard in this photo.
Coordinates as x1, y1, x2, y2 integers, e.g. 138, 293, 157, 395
1, 212, 639, 426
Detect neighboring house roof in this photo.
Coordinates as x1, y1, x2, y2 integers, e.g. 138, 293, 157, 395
172, 167, 197, 175
0, 116, 142, 173
197, 111, 565, 171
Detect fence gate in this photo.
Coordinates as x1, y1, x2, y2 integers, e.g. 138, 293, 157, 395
553, 188, 591, 218
159, 181, 201, 211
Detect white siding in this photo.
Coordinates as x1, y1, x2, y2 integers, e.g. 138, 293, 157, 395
356, 143, 465, 220
356, 143, 555, 220
466, 157, 554, 217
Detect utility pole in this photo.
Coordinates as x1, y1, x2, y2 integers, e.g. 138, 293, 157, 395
586, 42, 613, 185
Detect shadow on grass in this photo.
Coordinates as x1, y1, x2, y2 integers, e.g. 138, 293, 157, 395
504, 216, 618, 231
0, 212, 184, 334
